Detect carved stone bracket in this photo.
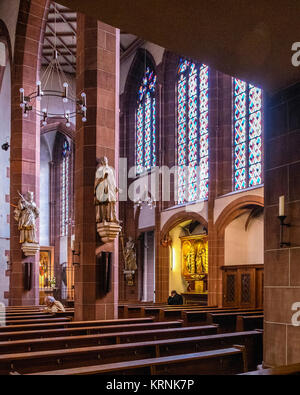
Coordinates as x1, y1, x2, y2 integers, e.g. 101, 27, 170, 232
97, 222, 122, 244
123, 270, 135, 286
161, 233, 172, 248
21, 242, 40, 257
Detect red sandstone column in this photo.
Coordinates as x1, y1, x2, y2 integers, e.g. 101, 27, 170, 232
75, 14, 119, 321
9, 0, 49, 306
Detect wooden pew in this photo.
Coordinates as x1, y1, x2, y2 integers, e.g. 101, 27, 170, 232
5, 306, 43, 312
27, 347, 247, 375
207, 311, 263, 332
0, 317, 155, 333
2, 312, 74, 321
141, 305, 217, 321
236, 315, 264, 332
121, 304, 216, 319
160, 307, 233, 322
0, 331, 261, 374
182, 308, 262, 327
0, 325, 218, 354
3, 309, 74, 316
0, 314, 51, 320
151, 330, 261, 371
0, 321, 182, 342
4, 317, 72, 326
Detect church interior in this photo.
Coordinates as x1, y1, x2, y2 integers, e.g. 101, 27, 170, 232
0, 0, 299, 376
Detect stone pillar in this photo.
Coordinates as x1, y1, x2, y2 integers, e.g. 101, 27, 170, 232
75, 14, 119, 321
9, 0, 49, 306
264, 82, 300, 367
207, 69, 222, 307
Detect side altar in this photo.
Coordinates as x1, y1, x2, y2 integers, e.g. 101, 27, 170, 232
181, 234, 208, 303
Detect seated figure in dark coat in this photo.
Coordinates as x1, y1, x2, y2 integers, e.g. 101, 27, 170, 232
168, 290, 183, 305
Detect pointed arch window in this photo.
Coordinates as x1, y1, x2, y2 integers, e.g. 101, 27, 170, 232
177, 59, 209, 204
233, 79, 263, 191
61, 139, 70, 236
136, 67, 157, 174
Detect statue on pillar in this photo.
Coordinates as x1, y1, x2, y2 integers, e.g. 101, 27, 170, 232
14, 191, 40, 256
95, 156, 118, 223
121, 236, 137, 286
124, 237, 137, 272
94, 157, 121, 243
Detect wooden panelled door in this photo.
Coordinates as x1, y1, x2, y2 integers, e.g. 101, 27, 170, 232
238, 267, 256, 308
222, 265, 263, 308
223, 270, 238, 307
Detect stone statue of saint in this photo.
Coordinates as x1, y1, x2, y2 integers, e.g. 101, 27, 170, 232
124, 237, 137, 272
14, 191, 39, 244
94, 157, 118, 223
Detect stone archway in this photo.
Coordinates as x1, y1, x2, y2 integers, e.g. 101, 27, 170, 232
209, 194, 264, 307
156, 210, 208, 303
9, 0, 50, 306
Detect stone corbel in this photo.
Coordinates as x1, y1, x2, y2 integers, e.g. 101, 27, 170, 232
21, 242, 40, 257
161, 233, 172, 248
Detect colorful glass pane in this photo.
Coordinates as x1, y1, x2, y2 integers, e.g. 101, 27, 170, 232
188, 118, 198, 140
249, 86, 262, 114
189, 96, 197, 118
249, 163, 262, 187
200, 111, 208, 136
234, 93, 246, 120
178, 166, 187, 186
178, 59, 191, 74
249, 137, 262, 165
234, 79, 247, 95
177, 59, 209, 203
61, 140, 70, 236
235, 168, 246, 190
233, 78, 263, 190
178, 144, 187, 165
136, 67, 157, 174
249, 111, 262, 139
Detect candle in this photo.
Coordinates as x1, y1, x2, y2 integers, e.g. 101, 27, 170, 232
279, 195, 285, 217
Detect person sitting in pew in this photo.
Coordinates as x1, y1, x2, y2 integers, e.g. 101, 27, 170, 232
168, 290, 183, 305
44, 296, 65, 313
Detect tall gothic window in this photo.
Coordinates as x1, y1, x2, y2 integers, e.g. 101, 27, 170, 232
136, 66, 157, 175
177, 59, 209, 204
61, 139, 70, 236
233, 79, 263, 191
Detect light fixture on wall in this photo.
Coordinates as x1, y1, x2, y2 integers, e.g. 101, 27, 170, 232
1, 142, 9, 151
5, 256, 11, 272
19, 4, 87, 127
278, 195, 291, 248
71, 240, 80, 266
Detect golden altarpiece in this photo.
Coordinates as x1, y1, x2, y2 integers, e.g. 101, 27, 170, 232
181, 235, 208, 303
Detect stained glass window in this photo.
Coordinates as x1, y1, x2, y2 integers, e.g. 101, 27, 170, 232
177, 59, 209, 204
233, 78, 263, 191
61, 139, 70, 236
136, 67, 157, 174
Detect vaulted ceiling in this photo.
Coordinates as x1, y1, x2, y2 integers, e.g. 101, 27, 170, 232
56, 0, 300, 92
43, 2, 145, 74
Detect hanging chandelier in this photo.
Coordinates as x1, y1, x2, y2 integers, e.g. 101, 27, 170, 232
19, 4, 87, 127
134, 190, 156, 210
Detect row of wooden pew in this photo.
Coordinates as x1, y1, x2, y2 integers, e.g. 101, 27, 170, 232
118, 303, 264, 332
0, 304, 263, 375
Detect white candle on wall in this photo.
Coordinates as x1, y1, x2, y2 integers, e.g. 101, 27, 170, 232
279, 195, 285, 217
